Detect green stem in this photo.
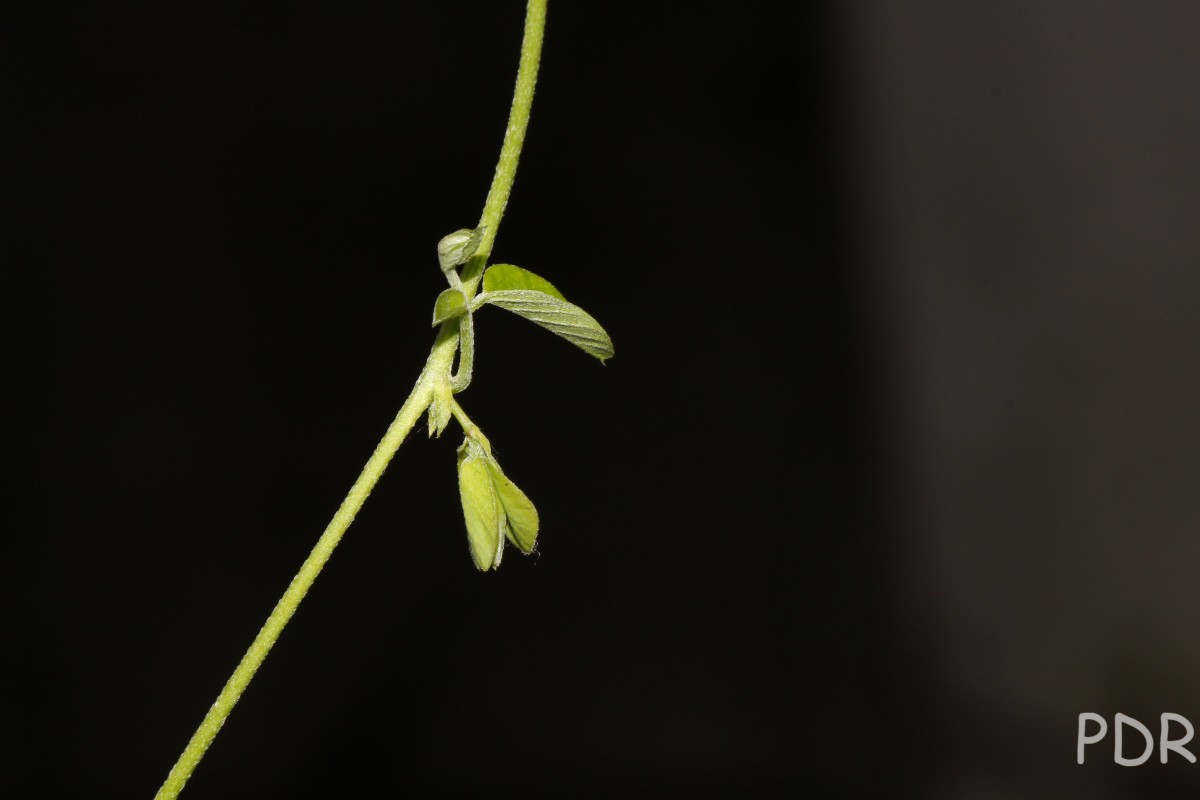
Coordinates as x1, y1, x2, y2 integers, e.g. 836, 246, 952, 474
450, 398, 491, 454
449, 311, 474, 393
152, 2, 548, 796
153, 363, 439, 800
461, 0, 547, 296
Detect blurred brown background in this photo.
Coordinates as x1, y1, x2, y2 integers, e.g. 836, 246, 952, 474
840, 2, 1200, 797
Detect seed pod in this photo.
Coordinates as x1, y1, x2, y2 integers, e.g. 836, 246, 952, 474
457, 440, 504, 570
486, 459, 539, 554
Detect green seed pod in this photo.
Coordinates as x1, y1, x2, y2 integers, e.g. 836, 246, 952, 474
486, 459, 539, 554
457, 440, 504, 570
437, 227, 483, 273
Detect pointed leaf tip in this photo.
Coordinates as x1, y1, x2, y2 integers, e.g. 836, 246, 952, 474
428, 397, 451, 438
486, 460, 539, 554
432, 288, 467, 326
482, 289, 614, 362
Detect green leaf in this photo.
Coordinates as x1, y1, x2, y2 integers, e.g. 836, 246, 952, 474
457, 442, 504, 570
432, 288, 467, 326
482, 264, 565, 301
482, 290, 614, 363
486, 460, 539, 553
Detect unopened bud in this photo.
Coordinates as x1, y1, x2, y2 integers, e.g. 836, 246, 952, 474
437, 227, 483, 273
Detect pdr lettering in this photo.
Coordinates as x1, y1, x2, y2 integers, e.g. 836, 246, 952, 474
1077, 713, 1197, 765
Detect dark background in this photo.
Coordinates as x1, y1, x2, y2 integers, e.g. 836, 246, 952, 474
6, 2, 1200, 798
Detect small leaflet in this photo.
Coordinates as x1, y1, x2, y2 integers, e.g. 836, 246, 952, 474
432, 288, 467, 326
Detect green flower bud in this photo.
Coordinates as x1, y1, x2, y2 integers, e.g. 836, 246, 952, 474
437, 227, 484, 273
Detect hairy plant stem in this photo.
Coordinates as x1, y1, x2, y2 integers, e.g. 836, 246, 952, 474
460, 0, 546, 296
450, 398, 492, 454
153, 2, 547, 797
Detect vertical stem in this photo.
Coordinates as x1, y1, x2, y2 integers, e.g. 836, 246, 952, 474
461, 0, 548, 295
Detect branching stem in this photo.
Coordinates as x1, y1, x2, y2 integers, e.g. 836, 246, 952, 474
152, 2, 548, 797
450, 398, 491, 454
